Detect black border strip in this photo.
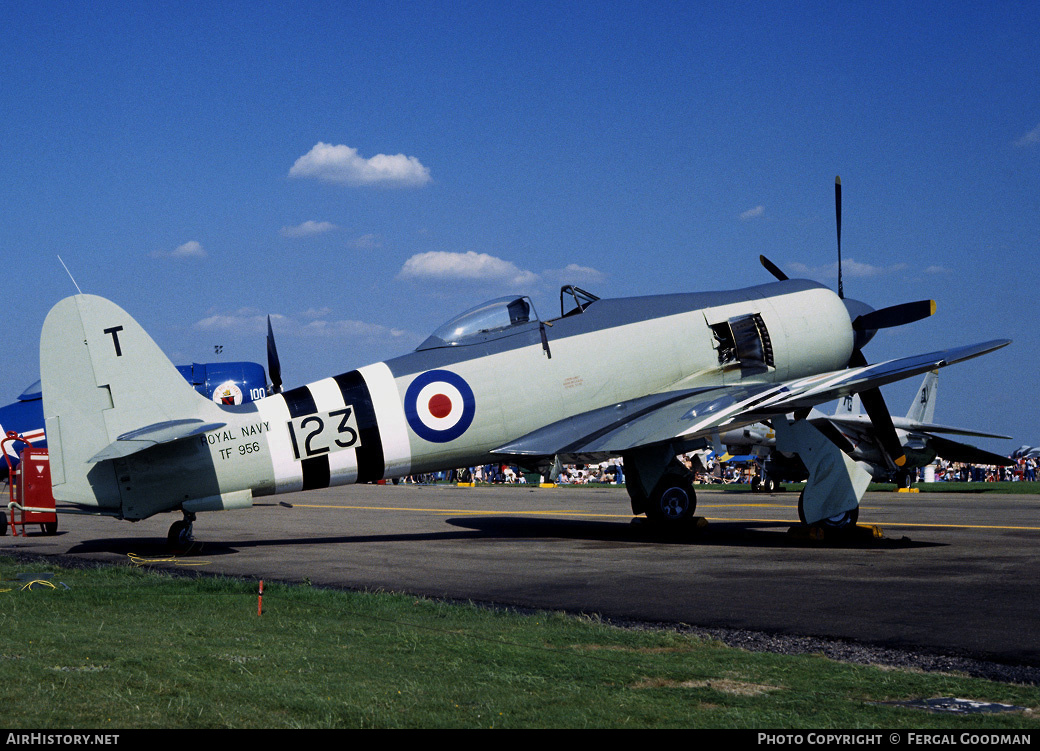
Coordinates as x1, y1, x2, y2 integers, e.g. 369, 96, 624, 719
334, 370, 385, 484
281, 385, 331, 490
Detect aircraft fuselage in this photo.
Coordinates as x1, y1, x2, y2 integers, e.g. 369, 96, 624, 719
66, 279, 855, 520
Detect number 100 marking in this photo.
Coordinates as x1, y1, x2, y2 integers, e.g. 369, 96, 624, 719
287, 406, 362, 461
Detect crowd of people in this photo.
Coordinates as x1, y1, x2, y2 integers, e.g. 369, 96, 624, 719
393, 452, 1039, 487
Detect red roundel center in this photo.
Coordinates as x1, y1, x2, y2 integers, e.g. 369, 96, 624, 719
428, 393, 453, 419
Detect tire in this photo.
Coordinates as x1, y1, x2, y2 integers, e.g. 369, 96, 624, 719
167, 519, 193, 549
798, 490, 859, 528
646, 475, 697, 527
43, 520, 57, 535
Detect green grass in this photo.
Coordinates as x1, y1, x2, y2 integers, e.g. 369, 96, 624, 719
1, 557, 1038, 729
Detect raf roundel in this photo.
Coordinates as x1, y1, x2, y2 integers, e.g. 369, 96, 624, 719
404, 370, 476, 443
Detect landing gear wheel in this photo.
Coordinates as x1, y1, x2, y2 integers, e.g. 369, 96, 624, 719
751, 476, 761, 492
646, 475, 697, 528
896, 471, 913, 489
797, 490, 859, 529
43, 520, 57, 535
0, 511, 6, 536
167, 519, 194, 549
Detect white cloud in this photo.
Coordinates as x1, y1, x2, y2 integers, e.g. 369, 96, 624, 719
280, 220, 338, 238
173, 240, 205, 257
398, 251, 540, 286
542, 263, 606, 286
352, 233, 384, 249
298, 318, 402, 339
194, 307, 272, 335
785, 258, 907, 281
289, 142, 431, 187
152, 240, 206, 259
194, 308, 407, 341
740, 205, 765, 221
1014, 123, 1040, 147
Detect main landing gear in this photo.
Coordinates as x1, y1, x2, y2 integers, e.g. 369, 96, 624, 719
624, 448, 704, 535
646, 474, 698, 526
167, 511, 196, 550
797, 489, 859, 530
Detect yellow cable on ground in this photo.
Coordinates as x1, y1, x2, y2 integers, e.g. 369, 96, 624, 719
127, 553, 211, 567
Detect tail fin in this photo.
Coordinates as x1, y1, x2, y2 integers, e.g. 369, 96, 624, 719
41, 295, 223, 509
906, 370, 938, 423
834, 392, 861, 416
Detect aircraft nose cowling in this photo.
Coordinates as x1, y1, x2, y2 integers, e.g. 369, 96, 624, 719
843, 297, 877, 352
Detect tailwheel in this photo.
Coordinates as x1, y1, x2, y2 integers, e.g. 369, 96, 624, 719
646, 475, 698, 529
797, 490, 859, 529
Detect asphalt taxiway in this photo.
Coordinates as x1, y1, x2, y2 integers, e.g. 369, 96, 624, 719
5, 483, 1040, 669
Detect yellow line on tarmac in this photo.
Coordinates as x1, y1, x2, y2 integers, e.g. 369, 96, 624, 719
289, 503, 632, 519
699, 503, 786, 509
872, 521, 1040, 532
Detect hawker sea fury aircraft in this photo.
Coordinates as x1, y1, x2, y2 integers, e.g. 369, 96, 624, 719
36, 182, 1011, 545
39, 277, 1008, 545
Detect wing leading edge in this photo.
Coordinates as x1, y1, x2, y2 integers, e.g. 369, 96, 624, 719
493, 340, 1010, 461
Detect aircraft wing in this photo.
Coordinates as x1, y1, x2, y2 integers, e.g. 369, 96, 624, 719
924, 434, 1014, 466
494, 340, 1009, 461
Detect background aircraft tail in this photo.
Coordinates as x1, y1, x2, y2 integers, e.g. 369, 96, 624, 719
40, 294, 223, 510
834, 392, 860, 416
906, 370, 938, 423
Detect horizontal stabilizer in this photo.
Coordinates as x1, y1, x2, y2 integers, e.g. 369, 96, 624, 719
826, 413, 1012, 440
893, 420, 1011, 440
89, 419, 227, 462
926, 434, 1015, 466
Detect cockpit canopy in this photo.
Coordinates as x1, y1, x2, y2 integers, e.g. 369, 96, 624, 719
416, 296, 540, 350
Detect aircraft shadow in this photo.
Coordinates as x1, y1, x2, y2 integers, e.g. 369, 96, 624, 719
441, 516, 943, 550
62, 515, 942, 557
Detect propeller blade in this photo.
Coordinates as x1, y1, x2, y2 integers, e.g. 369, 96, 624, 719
848, 349, 907, 468
859, 386, 907, 468
835, 176, 843, 299
266, 315, 283, 395
759, 255, 789, 281
853, 300, 936, 331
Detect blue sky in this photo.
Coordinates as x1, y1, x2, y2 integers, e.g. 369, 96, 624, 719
2, 1, 1037, 453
